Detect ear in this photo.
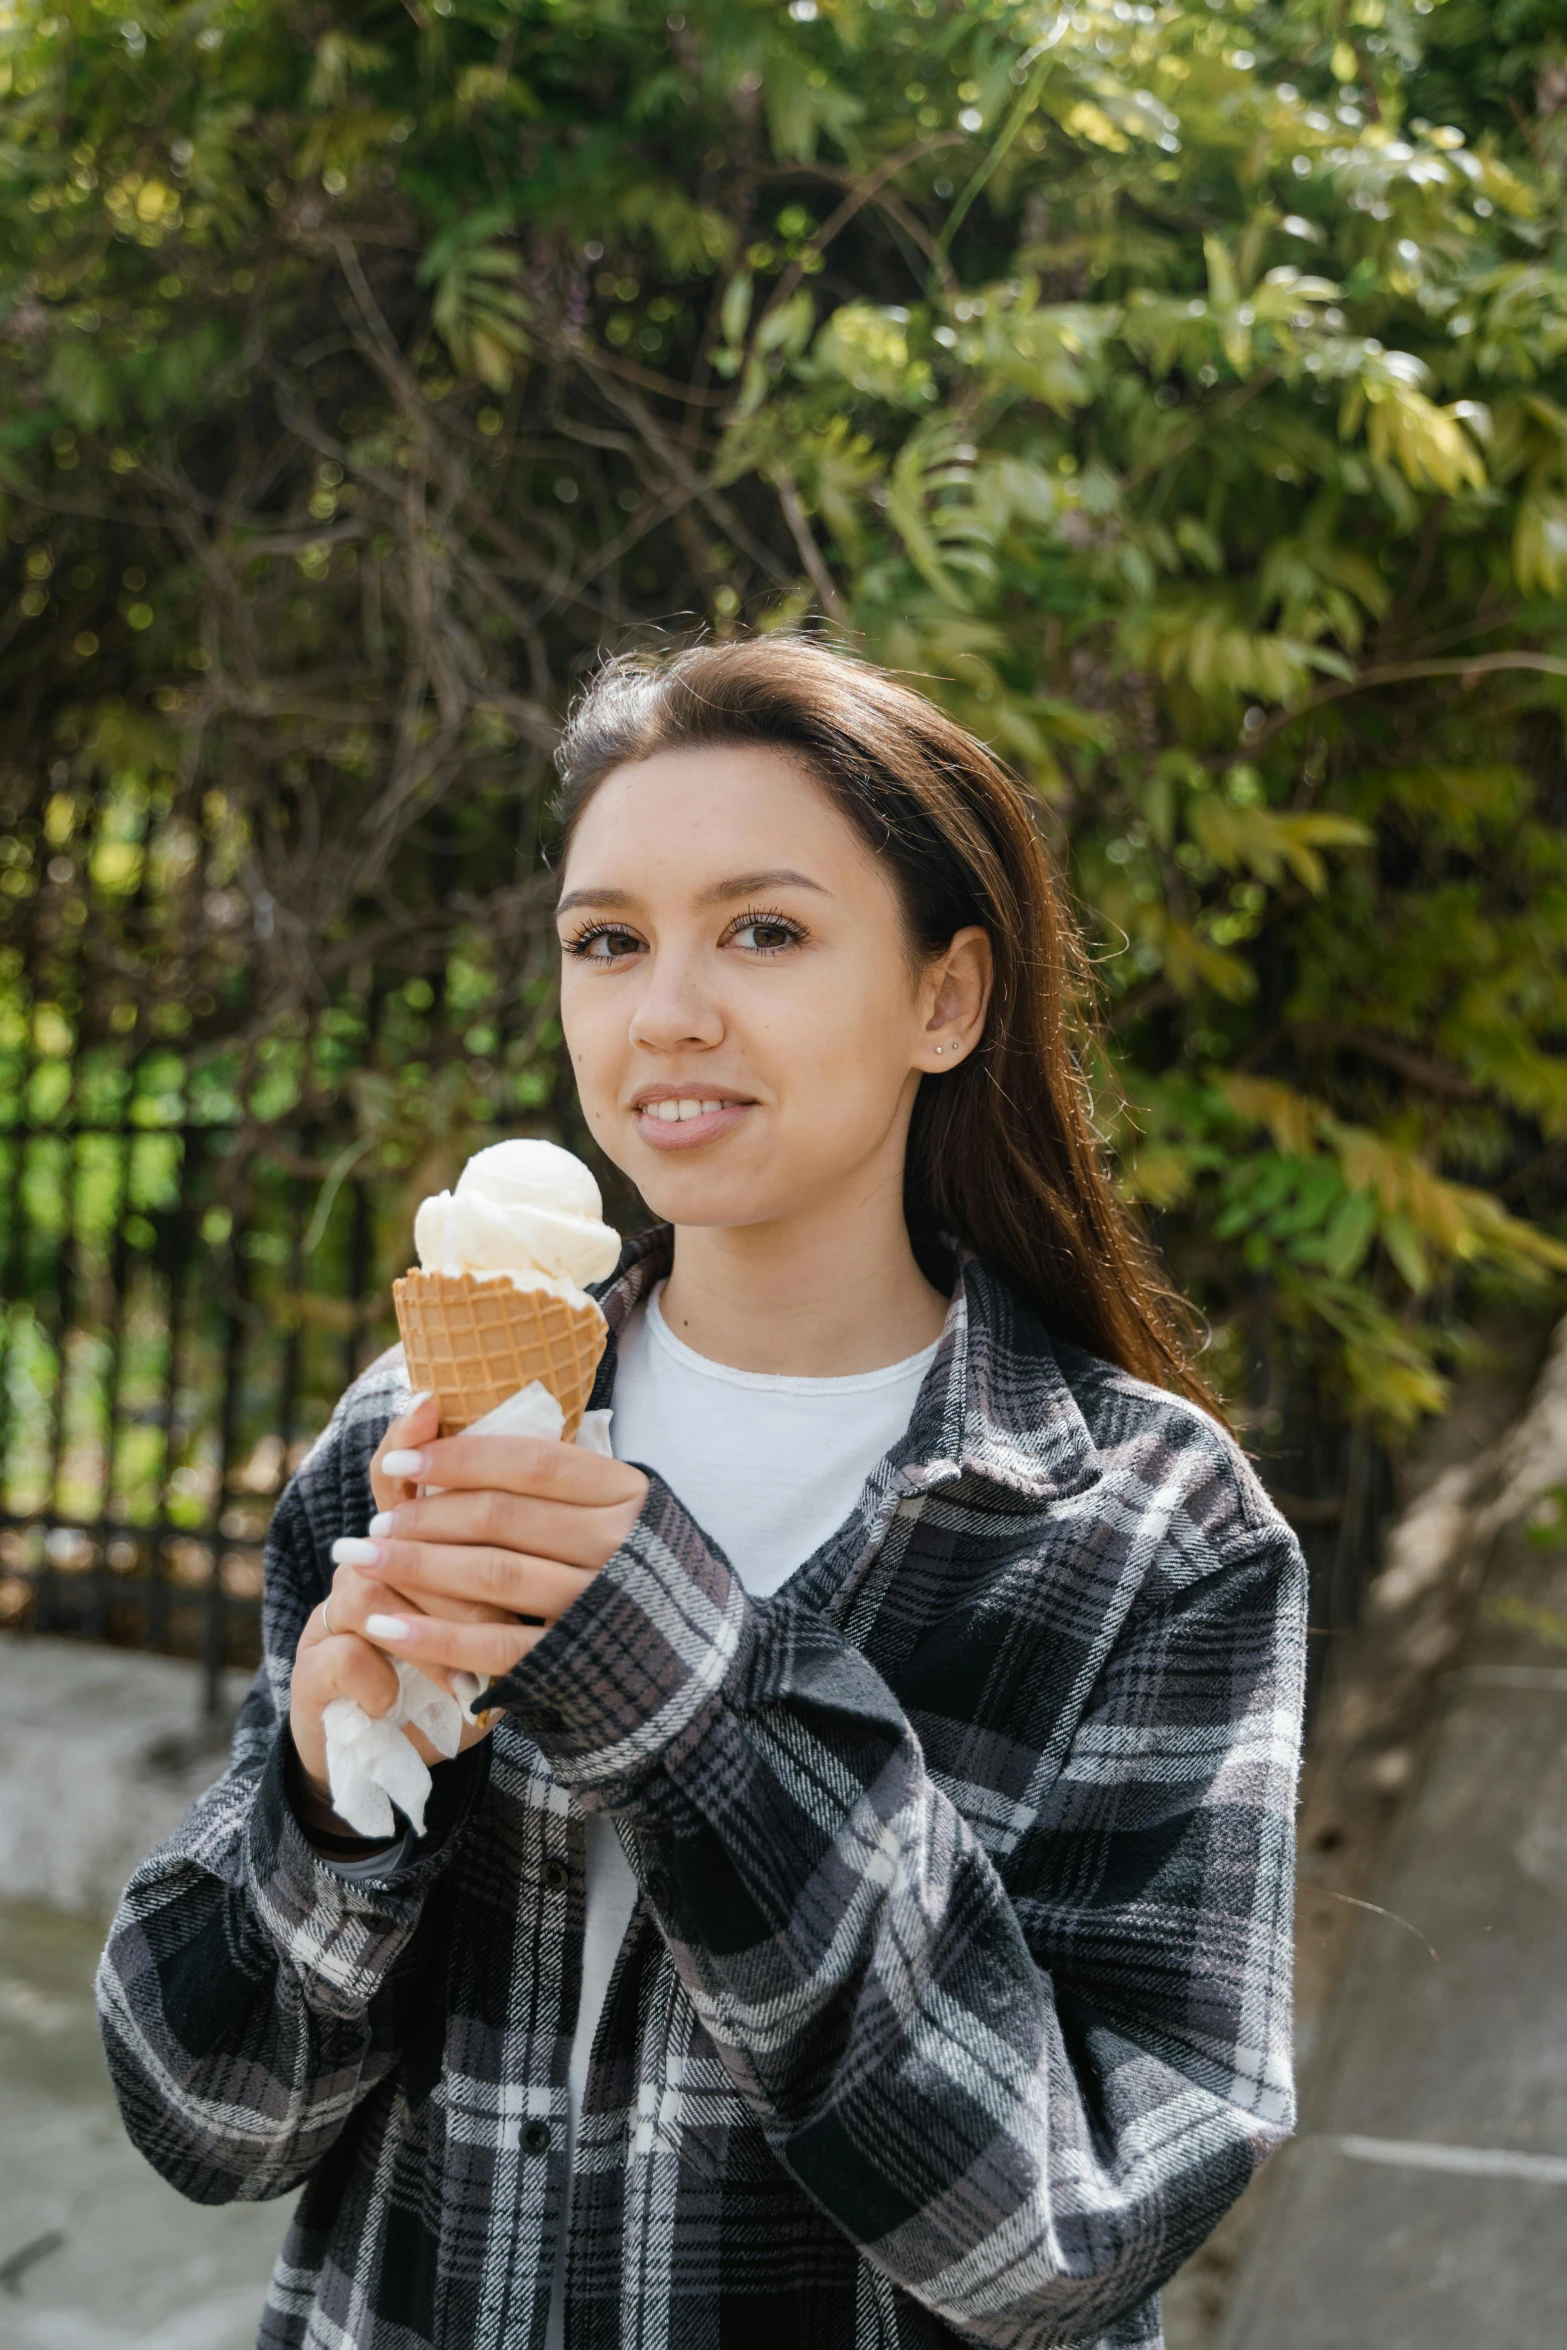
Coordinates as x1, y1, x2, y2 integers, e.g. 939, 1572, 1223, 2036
914, 927, 993, 1073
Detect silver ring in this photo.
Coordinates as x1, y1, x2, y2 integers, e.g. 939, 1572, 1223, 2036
321, 1593, 338, 1638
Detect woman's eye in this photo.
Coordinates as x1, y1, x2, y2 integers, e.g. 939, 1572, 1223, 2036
729, 918, 801, 954
569, 926, 643, 961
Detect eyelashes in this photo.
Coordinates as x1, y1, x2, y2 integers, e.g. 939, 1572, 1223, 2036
563, 920, 642, 962
562, 906, 808, 962
725, 904, 807, 954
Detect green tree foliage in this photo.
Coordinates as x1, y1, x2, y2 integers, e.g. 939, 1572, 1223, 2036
4, 0, 1567, 1437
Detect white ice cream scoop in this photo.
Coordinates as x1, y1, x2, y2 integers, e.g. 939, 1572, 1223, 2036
413, 1138, 620, 1292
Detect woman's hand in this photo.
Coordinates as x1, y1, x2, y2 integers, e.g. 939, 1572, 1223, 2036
341, 1425, 649, 1684
287, 1392, 518, 1809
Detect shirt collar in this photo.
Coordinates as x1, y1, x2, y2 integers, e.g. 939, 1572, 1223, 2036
590, 1227, 1102, 1507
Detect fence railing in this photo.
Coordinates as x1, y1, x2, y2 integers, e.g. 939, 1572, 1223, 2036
1, 1133, 1389, 1723
1, 1009, 1390, 1724
0, 1087, 401, 1713
2, 712, 578, 1716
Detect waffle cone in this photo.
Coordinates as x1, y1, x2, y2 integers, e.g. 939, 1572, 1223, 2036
392, 1270, 607, 1441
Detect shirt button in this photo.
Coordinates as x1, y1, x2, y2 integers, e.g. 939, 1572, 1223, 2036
541, 1858, 569, 1893
522, 2119, 552, 2157
645, 1869, 672, 1910
530, 1704, 564, 1733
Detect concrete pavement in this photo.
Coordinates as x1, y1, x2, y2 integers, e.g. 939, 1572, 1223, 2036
0, 1895, 289, 2350
1218, 1470, 1567, 2344
0, 1642, 287, 2350
0, 1641, 243, 1919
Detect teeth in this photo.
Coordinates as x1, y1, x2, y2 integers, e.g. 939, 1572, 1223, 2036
644, 1098, 732, 1122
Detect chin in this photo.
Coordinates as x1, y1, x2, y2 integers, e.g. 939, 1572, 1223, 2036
619, 1137, 786, 1229
633, 1167, 776, 1230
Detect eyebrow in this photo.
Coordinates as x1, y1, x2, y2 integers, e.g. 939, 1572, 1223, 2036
556, 867, 829, 917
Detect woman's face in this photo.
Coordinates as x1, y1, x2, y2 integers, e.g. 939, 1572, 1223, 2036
556, 745, 987, 1233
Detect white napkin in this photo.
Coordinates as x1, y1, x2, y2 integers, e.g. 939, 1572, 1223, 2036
321, 1383, 613, 1839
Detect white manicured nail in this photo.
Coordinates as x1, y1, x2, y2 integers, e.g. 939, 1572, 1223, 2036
368, 1512, 394, 1538
406, 1390, 434, 1413
366, 1613, 411, 1641
381, 1449, 428, 1478
331, 1537, 383, 1568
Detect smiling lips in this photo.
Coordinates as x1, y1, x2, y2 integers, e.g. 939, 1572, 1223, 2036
632, 1093, 754, 1150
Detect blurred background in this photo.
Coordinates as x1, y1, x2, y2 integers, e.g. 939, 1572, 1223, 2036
1, 2, 1566, 2345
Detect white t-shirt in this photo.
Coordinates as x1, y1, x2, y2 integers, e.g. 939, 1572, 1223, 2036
544, 1283, 938, 2349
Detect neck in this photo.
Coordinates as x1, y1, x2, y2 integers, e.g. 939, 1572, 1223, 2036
657, 1177, 949, 1377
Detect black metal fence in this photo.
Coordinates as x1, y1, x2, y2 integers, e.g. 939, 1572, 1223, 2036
0, 761, 1392, 1723
0, 684, 1420, 1759
0, 944, 579, 1717
0, 697, 588, 1715
0, 1082, 382, 1711
0, 1064, 1389, 1724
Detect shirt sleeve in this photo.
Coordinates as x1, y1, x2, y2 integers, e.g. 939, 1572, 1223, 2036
483, 1466, 1306, 2347
95, 1430, 489, 2206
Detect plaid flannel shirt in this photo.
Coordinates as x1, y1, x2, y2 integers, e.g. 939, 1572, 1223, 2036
98, 1230, 1306, 2350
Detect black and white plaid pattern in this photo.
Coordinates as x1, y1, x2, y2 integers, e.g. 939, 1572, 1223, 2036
98, 1231, 1306, 2349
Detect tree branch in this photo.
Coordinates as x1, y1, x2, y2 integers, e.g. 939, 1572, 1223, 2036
1247, 653, 1567, 752
770, 469, 847, 622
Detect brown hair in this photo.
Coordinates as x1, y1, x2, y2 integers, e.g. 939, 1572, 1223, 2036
554, 635, 1222, 1419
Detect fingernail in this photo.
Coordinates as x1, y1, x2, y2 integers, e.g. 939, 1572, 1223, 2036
331, 1536, 383, 1569
366, 1612, 411, 1641
381, 1449, 428, 1478
407, 1390, 434, 1413
368, 1512, 394, 1539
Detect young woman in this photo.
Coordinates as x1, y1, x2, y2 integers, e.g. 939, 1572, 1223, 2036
99, 638, 1306, 2350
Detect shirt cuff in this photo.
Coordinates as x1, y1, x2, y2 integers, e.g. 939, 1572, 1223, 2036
316, 1831, 419, 1882
244, 1726, 490, 2017
482, 1469, 755, 1805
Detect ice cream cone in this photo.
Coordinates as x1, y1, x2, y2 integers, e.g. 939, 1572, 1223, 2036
393, 1270, 608, 1441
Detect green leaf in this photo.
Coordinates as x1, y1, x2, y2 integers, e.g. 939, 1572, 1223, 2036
1381, 1213, 1431, 1295
720, 272, 753, 350
429, 244, 531, 390
1322, 1190, 1377, 1279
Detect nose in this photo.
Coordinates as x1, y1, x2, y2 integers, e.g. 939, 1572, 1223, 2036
625, 946, 724, 1054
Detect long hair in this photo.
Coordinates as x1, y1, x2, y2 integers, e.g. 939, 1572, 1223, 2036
553, 635, 1222, 1420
